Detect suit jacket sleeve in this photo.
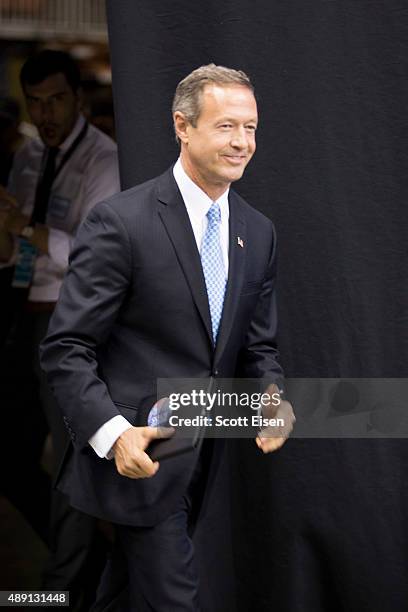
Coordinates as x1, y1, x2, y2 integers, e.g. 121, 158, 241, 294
40, 200, 132, 450
236, 221, 284, 388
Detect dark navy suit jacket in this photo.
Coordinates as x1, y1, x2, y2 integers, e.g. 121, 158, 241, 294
40, 166, 283, 526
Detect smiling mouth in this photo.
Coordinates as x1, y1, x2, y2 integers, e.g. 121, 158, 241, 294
223, 154, 247, 161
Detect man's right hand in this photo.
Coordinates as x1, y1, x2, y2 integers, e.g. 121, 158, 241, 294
112, 425, 173, 479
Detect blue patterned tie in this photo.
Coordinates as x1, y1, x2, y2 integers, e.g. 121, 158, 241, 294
200, 202, 227, 343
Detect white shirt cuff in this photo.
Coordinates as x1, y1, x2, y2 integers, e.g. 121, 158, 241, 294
88, 415, 133, 459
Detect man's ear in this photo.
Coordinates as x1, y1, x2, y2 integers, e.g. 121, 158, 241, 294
173, 111, 190, 145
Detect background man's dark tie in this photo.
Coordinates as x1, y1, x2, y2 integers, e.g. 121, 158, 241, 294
31, 147, 59, 224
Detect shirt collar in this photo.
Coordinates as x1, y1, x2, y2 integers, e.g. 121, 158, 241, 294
173, 157, 229, 224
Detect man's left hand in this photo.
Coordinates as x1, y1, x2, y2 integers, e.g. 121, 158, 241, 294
255, 395, 296, 454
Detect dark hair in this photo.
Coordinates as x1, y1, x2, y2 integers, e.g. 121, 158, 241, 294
20, 50, 81, 93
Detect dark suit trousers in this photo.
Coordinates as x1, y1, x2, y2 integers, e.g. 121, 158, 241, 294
92, 440, 215, 612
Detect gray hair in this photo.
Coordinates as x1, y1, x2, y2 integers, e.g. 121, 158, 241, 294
172, 64, 254, 141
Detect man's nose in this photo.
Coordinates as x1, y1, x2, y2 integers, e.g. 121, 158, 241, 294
40, 100, 54, 122
230, 127, 248, 149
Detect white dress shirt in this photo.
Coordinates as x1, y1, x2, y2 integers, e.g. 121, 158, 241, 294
6, 114, 120, 302
173, 158, 229, 273
89, 157, 230, 458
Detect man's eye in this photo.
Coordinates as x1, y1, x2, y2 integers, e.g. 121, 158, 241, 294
220, 124, 233, 129
246, 125, 257, 132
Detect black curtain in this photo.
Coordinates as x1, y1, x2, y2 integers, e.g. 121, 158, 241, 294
106, 2, 408, 611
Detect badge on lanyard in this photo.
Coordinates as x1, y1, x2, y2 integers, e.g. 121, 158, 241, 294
11, 237, 38, 289
48, 195, 71, 220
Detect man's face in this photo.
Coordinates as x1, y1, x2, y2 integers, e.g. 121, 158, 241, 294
24, 72, 80, 147
175, 83, 258, 198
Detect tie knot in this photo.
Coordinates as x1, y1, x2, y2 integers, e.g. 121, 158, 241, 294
207, 202, 221, 225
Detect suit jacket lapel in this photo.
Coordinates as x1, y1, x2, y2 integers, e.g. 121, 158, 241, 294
157, 169, 213, 346
214, 191, 247, 362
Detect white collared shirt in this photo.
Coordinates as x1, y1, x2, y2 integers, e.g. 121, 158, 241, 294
6, 114, 120, 301
89, 158, 231, 459
173, 157, 229, 273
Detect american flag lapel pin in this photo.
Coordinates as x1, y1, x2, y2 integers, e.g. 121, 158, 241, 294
237, 236, 244, 248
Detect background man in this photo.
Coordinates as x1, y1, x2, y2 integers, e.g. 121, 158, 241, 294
0, 50, 120, 610
40, 64, 294, 611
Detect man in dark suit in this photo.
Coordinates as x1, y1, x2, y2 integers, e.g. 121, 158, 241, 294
40, 64, 294, 611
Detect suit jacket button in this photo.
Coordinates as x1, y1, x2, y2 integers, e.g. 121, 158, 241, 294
213, 369, 219, 376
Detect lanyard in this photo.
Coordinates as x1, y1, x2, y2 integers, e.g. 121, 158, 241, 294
29, 121, 89, 227
52, 120, 89, 182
